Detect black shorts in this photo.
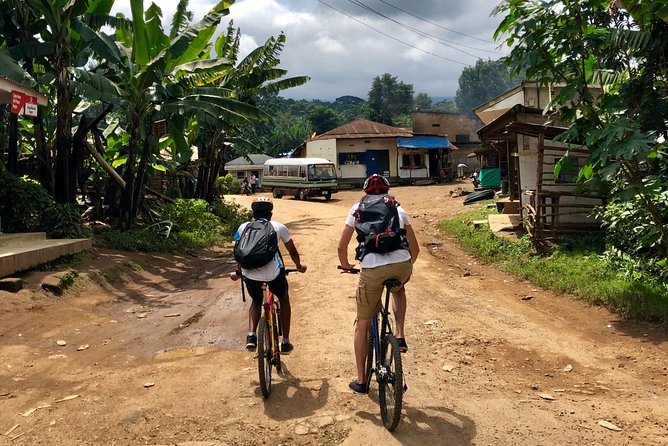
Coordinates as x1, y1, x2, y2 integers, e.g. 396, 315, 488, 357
243, 269, 289, 305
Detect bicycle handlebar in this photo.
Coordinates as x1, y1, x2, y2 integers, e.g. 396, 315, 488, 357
338, 265, 360, 274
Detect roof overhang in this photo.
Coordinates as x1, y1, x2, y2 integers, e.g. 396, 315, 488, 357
477, 104, 568, 144
397, 136, 453, 150
0, 76, 48, 107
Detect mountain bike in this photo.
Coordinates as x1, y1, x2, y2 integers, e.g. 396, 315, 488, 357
255, 268, 300, 399
339, 266, 407, 431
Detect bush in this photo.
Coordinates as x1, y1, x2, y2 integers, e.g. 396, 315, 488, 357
217, 174, 241, 195
0, 170, 53, 233
0, 171, 86, 238
211, 199, 252, 237
46, 203, 85, 238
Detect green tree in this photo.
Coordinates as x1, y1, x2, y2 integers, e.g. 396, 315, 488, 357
432, 99, 458, 113
454, 58, 520, 114
308, 105, 342, 134
332, 95, 367, 121
367, 73, 414, 125
494, 0, 668, 261
414, 92, 432, 110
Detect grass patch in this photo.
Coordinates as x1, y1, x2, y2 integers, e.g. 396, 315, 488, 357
440, 207, 668, 324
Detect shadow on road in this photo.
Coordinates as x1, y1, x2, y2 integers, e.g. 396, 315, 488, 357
257, 364, 330, 421
355, 404, 476, 445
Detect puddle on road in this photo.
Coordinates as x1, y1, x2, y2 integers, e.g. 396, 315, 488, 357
153, 346, 220, 361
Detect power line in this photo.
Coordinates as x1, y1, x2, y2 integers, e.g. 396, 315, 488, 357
348, 0, 502, 58
317, 0, 470, 66
379, 0, 496, 44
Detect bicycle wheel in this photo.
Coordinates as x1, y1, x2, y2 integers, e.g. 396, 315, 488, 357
378, 333, 403, 431
272, 312, 282, 373
364, 322, 375, 393
257, 317, 272, 398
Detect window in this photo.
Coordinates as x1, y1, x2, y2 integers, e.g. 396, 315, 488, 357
287, 165, 299, 177
432, 123, 440, 128
401, 153, 422, 167
342, 153, 361, 165
456, 134, 470, 142
555, 156, 580, 183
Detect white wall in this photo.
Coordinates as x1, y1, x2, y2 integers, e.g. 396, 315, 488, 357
305, 140, 337, 163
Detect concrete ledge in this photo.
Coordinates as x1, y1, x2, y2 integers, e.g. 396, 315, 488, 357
0, 232, 47, 247
0, 237, 92, 278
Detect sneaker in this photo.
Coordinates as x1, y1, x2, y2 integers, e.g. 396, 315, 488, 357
280, 341, 294, 354
245, 334, 257, 351
397, 338, 408, 353
349, 380, 368, 394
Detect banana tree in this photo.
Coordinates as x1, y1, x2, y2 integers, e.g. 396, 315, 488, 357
0, 0, 128, 202
99, 0, 277, 228
188, 23, 310, 202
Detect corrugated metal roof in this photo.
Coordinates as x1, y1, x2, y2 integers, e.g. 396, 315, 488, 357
312, 118, 412, 140
224, 154, 273, 168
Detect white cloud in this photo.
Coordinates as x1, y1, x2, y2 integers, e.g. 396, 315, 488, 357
111, 0, 509, 101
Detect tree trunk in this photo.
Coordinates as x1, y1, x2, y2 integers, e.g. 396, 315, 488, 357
54, 49, 73, 204
33, 113, 52, 195
119, 111, 140, 230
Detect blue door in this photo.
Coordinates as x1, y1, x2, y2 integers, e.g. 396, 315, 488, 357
365, 150, 379, 176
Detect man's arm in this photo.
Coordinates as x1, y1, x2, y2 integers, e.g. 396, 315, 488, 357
405, 224, 420, 263
337, 225, 356, 269
284, 239, 307, 273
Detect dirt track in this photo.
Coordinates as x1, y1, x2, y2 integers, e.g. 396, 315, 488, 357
1, 182, 667, 445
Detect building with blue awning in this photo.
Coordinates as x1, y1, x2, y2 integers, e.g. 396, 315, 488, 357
396, 136, 458, 181
303, 113, 480, 185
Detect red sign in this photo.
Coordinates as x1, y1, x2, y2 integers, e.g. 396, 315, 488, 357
10, 90, 38, 117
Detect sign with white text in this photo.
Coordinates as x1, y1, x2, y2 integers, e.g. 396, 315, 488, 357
10, 90, 38, 117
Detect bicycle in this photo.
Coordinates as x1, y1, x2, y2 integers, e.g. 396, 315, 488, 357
237, 268, 300, 399
339, 266, 407, 431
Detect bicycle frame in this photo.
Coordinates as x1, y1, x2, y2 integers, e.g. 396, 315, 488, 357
369, 282, 396, 383
263, 286, 281, 366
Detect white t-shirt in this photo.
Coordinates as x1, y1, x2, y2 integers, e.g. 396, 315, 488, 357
234, 220, 291, 281
345, 200, 412, 269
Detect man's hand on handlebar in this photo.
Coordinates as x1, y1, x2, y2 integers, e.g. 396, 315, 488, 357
230, 271, 241, 281
338, 265, 360, 274
296, 264, 308, 274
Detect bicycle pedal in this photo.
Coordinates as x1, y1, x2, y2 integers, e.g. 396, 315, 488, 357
403, 383, 408, 393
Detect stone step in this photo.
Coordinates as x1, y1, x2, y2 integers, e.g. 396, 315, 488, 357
0, 232, 47, 247
0, 237, 92, 278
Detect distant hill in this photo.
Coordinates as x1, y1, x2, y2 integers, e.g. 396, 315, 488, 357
433, 96, 455, 104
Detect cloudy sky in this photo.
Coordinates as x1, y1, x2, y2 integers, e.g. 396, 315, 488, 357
112, 0, 509, 101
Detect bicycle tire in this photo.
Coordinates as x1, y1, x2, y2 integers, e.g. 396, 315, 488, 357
272, 312, 282, 373
257, 317, 272, 398
364, 322, 374, 393
378, 333, 403, 431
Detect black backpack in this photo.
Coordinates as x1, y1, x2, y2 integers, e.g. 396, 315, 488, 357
233, 219, 279, 269
354, 194, 408, 260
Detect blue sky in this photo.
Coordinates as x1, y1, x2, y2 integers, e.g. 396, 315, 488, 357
112, 0, 509, 101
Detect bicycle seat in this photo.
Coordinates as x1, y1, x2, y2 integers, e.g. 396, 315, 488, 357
383, 278, 402, 289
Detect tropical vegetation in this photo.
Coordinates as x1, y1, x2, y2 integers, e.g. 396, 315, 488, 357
494, 0, 668, 285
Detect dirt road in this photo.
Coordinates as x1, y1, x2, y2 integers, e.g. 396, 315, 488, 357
1, 183, 667, 445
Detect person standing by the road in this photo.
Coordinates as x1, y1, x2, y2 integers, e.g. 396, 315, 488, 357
337, 174, 420, 393
249, 173, 257, 194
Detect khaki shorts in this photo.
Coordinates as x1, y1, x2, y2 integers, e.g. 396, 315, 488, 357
356, 261, 413, 319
